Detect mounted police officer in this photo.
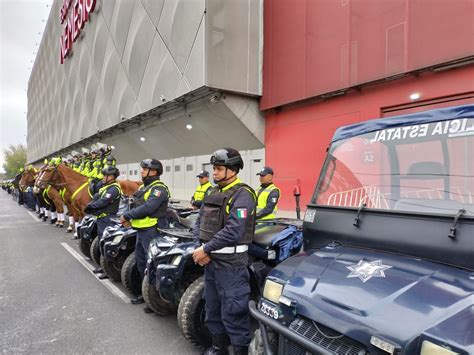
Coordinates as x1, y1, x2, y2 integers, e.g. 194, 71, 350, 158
79, 148, 91, 176
192, 148, 257, 355
191, 170, 212, 209
255, 166, 280, 221
71, 151, 81, 172
84, 166, 122, 279
120, 159, 170, 306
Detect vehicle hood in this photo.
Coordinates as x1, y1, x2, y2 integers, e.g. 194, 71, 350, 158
275, 246, 473, 350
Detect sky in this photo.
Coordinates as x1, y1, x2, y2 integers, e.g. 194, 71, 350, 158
0, 0, 51, 172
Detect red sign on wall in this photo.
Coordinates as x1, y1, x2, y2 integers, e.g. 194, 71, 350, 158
59, 0, 97, 64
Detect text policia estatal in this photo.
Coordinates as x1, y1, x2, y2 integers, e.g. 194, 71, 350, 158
370, 118, 474, 143
59, 0, 97, 64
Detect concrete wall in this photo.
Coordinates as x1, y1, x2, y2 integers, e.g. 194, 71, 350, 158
117, 148, 265, 201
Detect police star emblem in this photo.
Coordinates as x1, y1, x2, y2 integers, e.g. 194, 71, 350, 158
346, 260, 392, 283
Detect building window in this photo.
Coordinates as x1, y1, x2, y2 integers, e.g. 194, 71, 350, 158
166, 166, 171, 172
175, 165, 181, 172
186, 164, 193, 171
134, 170, 138, 175
129, 170, 132, 175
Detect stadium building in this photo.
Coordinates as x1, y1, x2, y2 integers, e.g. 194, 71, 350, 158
28, 0, 474, 212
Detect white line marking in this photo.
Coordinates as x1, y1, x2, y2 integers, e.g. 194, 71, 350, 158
60, 242, 130, 303
27, 210, 39, 221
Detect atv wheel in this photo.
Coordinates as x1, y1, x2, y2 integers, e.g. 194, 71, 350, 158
79, 238, 92, 259
142, 273, 177, 316
177, 276, 212, 349
89, 237, 101, 266
121, 252, 141, 296
100, 254, 126, 282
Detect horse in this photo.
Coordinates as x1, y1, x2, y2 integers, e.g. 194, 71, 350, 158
37, 163, 140, 234
33, 166, 69, 227
19, 167, 40, 213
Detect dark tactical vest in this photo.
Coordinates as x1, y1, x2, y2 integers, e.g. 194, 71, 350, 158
131, 180, 170, 220
199, 183, 256, 245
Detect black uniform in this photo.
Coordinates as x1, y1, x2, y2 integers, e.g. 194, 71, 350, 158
122, 176, 170, 278
84, 182, 122, 240
193, 178, 256, 347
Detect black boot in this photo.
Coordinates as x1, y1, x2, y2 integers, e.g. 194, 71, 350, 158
233, 346, 249, 355
130, 295, 144, 304
203, 334, 229, 355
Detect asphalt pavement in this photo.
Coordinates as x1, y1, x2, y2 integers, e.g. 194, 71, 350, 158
0, 191, 199, 354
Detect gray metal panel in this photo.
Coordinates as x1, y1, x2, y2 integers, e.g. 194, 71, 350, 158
205, 0, 263, 95
108, 0, 135, 60
141, 0, 166, 29
27, 0, 263, 163
121, 1, 155, 98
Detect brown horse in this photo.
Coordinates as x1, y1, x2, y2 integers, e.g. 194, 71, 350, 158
19, 167, 37, 190
33, 166, 69, 227
38, 164, 140, 233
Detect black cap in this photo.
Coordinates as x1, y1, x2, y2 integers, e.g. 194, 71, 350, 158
196, 170, 209, 178
256, 166, 274, 176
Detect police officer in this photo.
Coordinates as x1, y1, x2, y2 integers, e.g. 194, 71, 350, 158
79, 148, 91, 176
120, 159, 170, 306
84, 166, 122, 279
71, 151, 82, 172
88, 146, 102, 179
190, 170, 212, 209
17, 167, 25, 206
192, 148, 256, 355
255, 166, 281, 221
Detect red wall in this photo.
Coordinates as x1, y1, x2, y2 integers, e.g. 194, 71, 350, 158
266, 66, 474, 211
262, 0, 474, 110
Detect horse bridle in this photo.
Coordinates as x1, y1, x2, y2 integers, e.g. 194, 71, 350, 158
37, 166, 66, 187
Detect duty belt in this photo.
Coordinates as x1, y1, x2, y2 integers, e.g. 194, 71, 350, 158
209, 245, 249, 254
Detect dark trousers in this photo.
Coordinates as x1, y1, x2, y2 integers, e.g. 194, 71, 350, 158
96, 216, 111, 240
96, 216, 112, 257
204, 262, 251, 347
135, 227, 159, 279
18, 192, 24, 205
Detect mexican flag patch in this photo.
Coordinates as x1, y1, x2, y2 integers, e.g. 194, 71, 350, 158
153, 190, 161, 197
237, 208, 247, 219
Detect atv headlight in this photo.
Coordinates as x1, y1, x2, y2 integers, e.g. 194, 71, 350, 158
112, 235, 123, 244
420, 341, 458, 355
263, 279, 283, 304
171, 255, 182, 266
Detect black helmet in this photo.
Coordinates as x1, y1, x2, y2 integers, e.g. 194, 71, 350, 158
210, 148, 244, 171
106, 155, 115, 163
102, 166, 120, 177
140, 159, 163, 175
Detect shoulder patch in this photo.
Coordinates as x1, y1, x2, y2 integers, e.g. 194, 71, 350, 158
105, 193, 111, 198
152, 189, 161, 198
236, 208, 247, 219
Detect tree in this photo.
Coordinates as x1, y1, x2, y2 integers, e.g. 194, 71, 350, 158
2, 144, 27, 178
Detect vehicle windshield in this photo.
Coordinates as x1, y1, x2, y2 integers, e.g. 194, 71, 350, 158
314, 118, 474, 216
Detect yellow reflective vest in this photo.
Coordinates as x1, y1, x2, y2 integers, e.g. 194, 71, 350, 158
131, 180, 170, 229
193, 182, 212, 202
256, 183, 280, 220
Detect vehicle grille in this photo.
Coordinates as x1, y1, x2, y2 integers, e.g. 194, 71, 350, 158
285, 316, 368, 355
